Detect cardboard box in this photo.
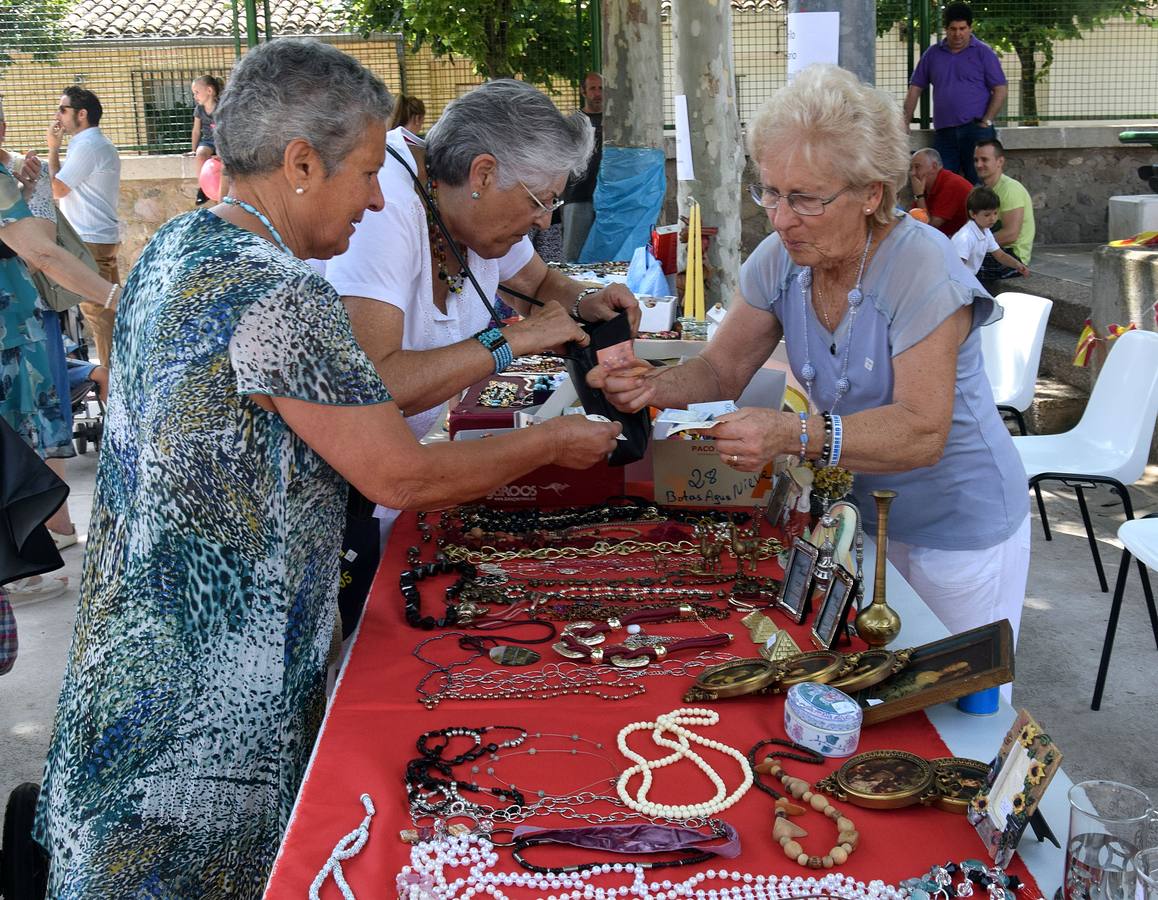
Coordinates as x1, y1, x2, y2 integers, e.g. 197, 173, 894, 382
651, 369, 787, 508
638, 295, 678, 332
454, 427, 625, 507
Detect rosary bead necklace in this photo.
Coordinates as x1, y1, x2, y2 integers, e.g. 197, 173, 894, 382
798, 229, 873, 415
616, 707, 754, 819
221, 196, 291, 255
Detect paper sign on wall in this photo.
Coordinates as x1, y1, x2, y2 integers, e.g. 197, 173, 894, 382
786, 11, 840, 81
674, 94, 694, 181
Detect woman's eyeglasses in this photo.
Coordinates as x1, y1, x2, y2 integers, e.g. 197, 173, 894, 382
748, 183, 853, 216
520, 181, 566, 216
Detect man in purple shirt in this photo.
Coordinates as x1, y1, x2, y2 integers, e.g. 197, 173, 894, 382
902, 2, 1008, 184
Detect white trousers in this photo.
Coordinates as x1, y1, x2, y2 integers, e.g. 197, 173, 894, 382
887, 514, 1032, 701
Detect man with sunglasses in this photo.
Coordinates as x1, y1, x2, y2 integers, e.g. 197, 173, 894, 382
46, 86, 121, 366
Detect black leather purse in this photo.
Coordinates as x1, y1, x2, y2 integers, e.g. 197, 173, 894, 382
563, 312, 651, 467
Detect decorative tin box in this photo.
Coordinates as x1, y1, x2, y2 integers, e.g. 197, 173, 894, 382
784, 681, 863, 758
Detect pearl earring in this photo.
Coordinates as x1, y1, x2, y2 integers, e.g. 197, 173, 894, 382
295, 187, 305, 195
471, 191, 480, 200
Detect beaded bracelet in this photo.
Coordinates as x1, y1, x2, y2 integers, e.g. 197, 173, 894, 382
571, 287, 601, 321
820, 413, 833, 465
798, 411, 809, 464
474, 327, 513, 374
829, 414, 844, 466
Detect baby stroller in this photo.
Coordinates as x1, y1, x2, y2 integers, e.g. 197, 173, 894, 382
59, 307, 104, 455
0, 784, 47, 899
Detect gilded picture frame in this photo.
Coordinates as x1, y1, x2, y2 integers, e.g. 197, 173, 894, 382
850, 620, 1015, 726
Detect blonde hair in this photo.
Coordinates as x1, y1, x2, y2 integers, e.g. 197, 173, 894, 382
747, 65, 908, 227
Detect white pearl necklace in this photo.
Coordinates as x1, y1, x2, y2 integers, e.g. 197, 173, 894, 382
615, 707, 754, 818
396, 831, 909, 900
309, 793, 376, 900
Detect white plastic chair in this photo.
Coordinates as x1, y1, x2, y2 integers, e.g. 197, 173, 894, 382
980, 291, 1053, 435
1014, 329, 1158, 594
1093, 515, 1158, 709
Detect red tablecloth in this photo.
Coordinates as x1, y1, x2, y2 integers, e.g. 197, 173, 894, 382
265, 513, 1038, 898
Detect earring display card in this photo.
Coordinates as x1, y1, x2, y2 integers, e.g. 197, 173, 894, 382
967, 709, 1063, 867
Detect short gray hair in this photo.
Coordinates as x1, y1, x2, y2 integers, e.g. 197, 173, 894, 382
747, 65, 908, 227
913, 147, 943, 168
216, 38, 393, 177
425, 79, 594, 191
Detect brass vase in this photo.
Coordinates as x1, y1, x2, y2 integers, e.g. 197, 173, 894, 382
854, 489, 902, 648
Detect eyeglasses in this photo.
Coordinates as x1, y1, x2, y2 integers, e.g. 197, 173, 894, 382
519, 180, 565, 216
748, 183, 854, 216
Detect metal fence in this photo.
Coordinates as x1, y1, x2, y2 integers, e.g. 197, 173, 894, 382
1, 0, 1155, 158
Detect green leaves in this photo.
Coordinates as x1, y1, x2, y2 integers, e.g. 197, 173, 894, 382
351, 0, 588, 85
0, 0, 72, 68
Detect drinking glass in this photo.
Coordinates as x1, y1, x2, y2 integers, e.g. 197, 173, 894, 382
1134, 848, 1158, 900
1064, 780, 1158, 900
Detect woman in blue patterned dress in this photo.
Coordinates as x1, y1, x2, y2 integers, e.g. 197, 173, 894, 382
0, 144, 117, 530
32, 39, 620, 898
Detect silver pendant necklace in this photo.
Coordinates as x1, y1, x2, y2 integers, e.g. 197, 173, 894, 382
798, 229, 873, 415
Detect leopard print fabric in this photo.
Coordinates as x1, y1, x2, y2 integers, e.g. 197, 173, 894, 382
33, 209, 391, 898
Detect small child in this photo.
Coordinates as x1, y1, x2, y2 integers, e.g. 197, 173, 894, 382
952, 186, 1030, 278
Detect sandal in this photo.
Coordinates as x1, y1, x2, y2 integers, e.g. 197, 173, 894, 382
5, 576, 69, 600
50, 528, 79, 551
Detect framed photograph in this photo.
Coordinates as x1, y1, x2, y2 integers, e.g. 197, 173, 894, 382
850, 620, 1015, 726
763, 471, 794, 529
811, 564, 858, 650
968, 710, 1063, 866
775, 538, 819, 624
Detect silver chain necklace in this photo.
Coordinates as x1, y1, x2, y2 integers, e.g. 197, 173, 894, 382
798, 229, 873, 415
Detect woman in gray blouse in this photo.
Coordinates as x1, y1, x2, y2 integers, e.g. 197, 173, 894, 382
591, 64, 1029, 649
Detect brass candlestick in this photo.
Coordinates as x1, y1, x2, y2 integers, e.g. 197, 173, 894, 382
854, 489, 902, 648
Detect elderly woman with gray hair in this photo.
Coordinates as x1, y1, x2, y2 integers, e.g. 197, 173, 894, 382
325, 78, 638, 539
32, 40, 619, 898
591, 65, 1029, 653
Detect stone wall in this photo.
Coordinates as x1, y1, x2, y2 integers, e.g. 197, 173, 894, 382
115, 156, 203, 276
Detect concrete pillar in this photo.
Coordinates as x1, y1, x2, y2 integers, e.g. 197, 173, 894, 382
672, 0, 745, 307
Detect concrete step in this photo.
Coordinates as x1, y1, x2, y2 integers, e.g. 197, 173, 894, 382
991, 272, 1090, 336
1025, 375, 1088, 435
1039, 322, 1093, 392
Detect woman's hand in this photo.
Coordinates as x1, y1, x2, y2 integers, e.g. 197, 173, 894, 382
579, 284, 641, 333
705, 407, 794, 472
505, 300, 589, 356
543, 415, 623, 469
587, 362, 657, 413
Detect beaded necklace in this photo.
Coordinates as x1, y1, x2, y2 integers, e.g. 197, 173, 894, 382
221, 196, 292, 255
424, 178, 466, 294
749, 739, 860, 870
397, 831, 908, 900
798, 230, 873, 415
616, 707, 754, 819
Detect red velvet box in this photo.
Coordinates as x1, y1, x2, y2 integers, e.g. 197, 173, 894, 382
447, 375, 529, 437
